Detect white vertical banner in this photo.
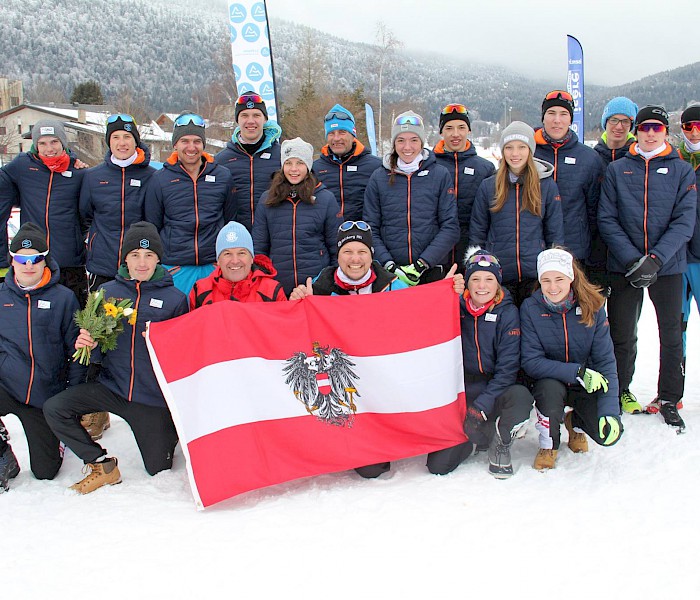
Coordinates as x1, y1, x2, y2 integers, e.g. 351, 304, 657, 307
227, 1, 278, 120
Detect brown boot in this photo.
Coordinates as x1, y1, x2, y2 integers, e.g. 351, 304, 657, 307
533, 448, 558, 470
70, 458, 121, 494
80, 412, 111, 441
565, 411, 589, 453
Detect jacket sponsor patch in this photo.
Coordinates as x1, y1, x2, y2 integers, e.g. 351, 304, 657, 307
37, 300, 51, 309
205, 175, 216, 182
150, 298, 164, 308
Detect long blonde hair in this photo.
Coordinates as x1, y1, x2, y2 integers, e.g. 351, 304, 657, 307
491, 153, 542, 216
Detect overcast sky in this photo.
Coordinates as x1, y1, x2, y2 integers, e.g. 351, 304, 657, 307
264, 0, 697, 87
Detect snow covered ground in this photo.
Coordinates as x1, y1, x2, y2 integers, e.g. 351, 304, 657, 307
5, 300, 700, 599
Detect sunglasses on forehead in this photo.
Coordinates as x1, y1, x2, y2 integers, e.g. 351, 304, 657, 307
395, 115, 423, 126
637, 122, 666, 133
339, 220, 370, 232
107, 113, 136, 124
10, 251, 47, 265
236, 93, 264, 105
467, 253, 500, 267
325, 110, 354, 122
545, 90, 573, 102
173, 113, 205, 128
441, 103, 469, 116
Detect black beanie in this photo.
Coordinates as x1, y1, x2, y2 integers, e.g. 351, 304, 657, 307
10, 222, 48, 254
120, 222, 163, 263
541, 90, 574, 122
235, 92, 268, 122
105, 115, 141, 147
337, 222, 373, 255
681, 105, 700, 124
635, 105, 669, 130
439, 105, 471, 133
172, 113, 206, 148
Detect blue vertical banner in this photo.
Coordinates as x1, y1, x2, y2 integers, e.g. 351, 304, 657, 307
567, 35, 584, 137
228, 1, 279, 120
365, 103, 378, 157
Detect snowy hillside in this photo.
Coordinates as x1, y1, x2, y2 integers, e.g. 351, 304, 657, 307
4, 300, 700, 598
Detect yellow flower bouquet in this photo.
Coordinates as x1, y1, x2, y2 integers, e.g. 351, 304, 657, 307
72, 288, 135, 365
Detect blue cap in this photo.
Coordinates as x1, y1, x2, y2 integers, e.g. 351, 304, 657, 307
216, 221, 254, 259
601, 97, 638, 129
324, 104, 357, 138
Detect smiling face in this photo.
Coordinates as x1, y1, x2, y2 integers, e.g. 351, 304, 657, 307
327, 129, 354, 156
12, 249, 46, 288
542, 107, 572, 141
174, 134, 204, 169
503, 140, 530, 175
539, 270, 572, 304
217, 247, 254, 283
237, 108, 266, 144
125, 248, 159, 282
441, 120, 470, 152
36, 136, 63, 158
636, 120, 667, 153
109, 130, 137, 160
283, 158, 308, 185
467, 271, 499, 307
605, 114, 633, 149
338, 241, 372, 281
394, 133, 423, 163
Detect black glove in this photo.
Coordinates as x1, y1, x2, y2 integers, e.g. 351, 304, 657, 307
464, 406, 489, 446
625, 254, 661, 288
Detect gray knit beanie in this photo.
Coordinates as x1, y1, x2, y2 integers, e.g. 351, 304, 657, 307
391, 111, 426, 147
499, 121, 536, 156
281, 137, 314, 171
32, 119, 68, 149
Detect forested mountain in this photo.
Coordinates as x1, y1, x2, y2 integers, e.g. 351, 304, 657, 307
1, 0, 697, 131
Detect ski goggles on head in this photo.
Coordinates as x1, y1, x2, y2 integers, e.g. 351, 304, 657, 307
173, 113, 206, 128
10, 251, 47, 265
681, 121, 700, 133
544, 90, 573, 102
466, 253, 500, 268
395, 114, 423, 127
324, 110, 354, 122
107, 113, 136, 124
339, 220, 371, 232
441, 103, 469, 116
236, 93, 264, 105
637, 122, 666, 133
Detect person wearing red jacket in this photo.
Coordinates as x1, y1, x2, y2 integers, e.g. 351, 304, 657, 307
189, 220, 286, 308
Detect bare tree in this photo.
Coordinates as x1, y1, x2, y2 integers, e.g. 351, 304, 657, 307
373, 22, 403, 153
290, 27, 328, 98
0, 116, 23, 160
26, 77, 66, 105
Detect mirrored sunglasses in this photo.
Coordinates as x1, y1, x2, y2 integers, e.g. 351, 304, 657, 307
173, 113, 205, 128
339, 220, 371, 232
10, 252, 47, 265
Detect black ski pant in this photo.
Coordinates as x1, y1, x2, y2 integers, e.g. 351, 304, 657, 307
607, 273, 684, 403
0, 388, 62, 480
43, 382, 178, 476
426, 384, 534, 475
532, 378, 622, 449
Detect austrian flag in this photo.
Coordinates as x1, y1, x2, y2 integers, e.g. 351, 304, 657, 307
146, 280, 467, 509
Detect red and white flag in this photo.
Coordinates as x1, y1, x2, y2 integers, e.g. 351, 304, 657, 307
146, 279, 466, 509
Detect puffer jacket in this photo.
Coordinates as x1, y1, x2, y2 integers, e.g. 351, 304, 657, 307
80, 145, 155, 277
1, 151, 85, 267
534, 128, 605, 260
313, 141, 382, 221
214, 122, 282, 232
189, 254, 286, 308
460, 288, 520, 416
363, 149, 460, 267
469, 159, 564, 283
0, 258, 84, 408
594, 133, 635, 166
144, 152, 235, 266
678, 142, 700, 262
598, 142, 697, 275
253, 182, 340, 295
95, 265, 189, 407
311, 263, 409, 295
520, 288, 619, 418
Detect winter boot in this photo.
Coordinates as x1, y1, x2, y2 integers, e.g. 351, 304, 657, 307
0, 445, 21, 493
564, 411, 589, 453
620, 390, 642, 415
488, 433, 513, 479
70, 457, 121, 494
659, 402, 686, 432
80, 412, 111, 441
533, 448, 558, 470
645, 397, 684, 414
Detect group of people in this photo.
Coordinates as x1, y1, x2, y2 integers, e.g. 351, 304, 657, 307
0, 88, 697, 495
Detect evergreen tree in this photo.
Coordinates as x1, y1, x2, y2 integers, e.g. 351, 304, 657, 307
70, 80, 104, 105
